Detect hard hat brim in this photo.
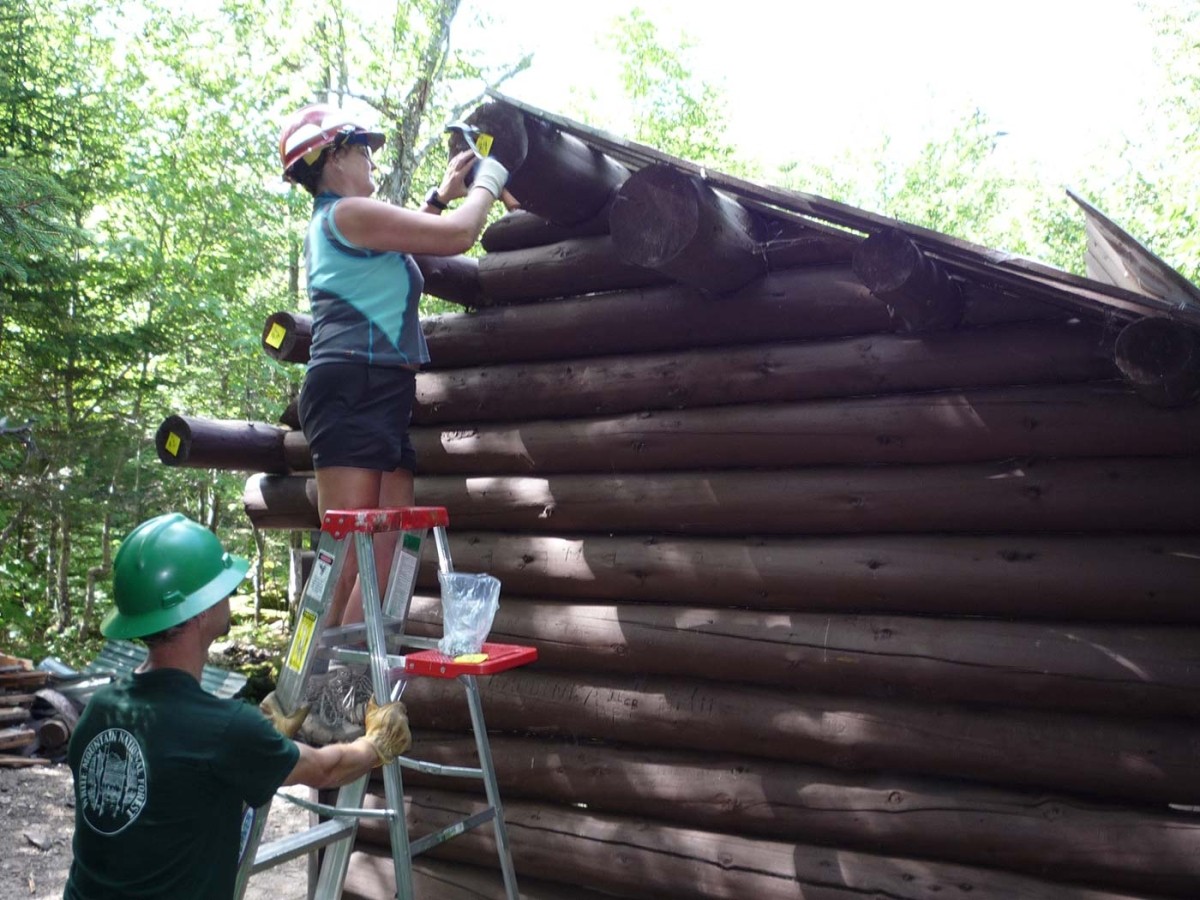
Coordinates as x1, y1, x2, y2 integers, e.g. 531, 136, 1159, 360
100, 554, 250, 640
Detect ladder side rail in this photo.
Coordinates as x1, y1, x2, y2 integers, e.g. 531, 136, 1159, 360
433, 525, 454, 575
463, 675, 520, 900
356, 530, 419, 900
233, 527, 353, 900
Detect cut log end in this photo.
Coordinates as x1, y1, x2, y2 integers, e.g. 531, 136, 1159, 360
1114, 316, 1200, 408
852, 228, 965, 332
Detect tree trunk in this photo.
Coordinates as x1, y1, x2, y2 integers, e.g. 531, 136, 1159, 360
82, 511, 113, 635
156, 416, 292, 473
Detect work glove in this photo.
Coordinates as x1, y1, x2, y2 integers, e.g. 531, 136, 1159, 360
470, 157, 509, 201
363, 698, 412, 765
259, 691, 310, 739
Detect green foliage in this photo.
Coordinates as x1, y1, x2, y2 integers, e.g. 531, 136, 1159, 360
600, 8, 747, 174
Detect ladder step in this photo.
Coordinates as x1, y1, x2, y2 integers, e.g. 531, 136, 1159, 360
251, 819, 357, 873
409, 808, 498, 857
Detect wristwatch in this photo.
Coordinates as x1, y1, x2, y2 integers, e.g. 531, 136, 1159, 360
424, 187, 448, 211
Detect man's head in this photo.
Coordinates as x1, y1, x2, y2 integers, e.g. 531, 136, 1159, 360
103, 513, 248, 642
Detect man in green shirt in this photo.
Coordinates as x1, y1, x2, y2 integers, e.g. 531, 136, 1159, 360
64, 513, 411, 900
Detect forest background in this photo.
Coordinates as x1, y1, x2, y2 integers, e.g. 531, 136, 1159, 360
1, 0, 1197, 669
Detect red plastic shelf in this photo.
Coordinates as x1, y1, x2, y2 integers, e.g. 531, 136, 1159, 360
404, 643, 538, 678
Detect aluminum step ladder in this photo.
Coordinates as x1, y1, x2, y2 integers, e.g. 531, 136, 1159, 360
232, 506, 535, 900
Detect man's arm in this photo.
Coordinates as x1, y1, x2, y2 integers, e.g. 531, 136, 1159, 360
270, 695, 413, 789
282, 737, 381, 789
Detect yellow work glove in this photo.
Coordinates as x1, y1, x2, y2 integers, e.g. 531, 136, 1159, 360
259, 691, 310, 739
363, 698, 412, 765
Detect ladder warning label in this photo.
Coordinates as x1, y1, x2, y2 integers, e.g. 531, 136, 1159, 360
305, 552, 334, 602
287, 609, 318, 673
395, 550, 418, 596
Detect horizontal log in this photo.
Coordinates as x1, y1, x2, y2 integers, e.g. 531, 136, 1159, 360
0, 708, 27, 725
0, 726, 36, 751
259, 266, 1065, 369
414, 458, 1200, 535
243, 456, 1200, 535
346, 849, 617, 900
411, 384, 1200, 475
355, 788, 1158, 900
411, 253, 483, 307
398, 735, 1200, 896
156, 415, 292, 472
414, 319, 1114, 422
424, 532, 1200, 622
400, 595, 1200, 716
428, 263, 1062, 369
609, 164, 766, 295
398, 670, 1200, 803
243, 474, 319, 530
484, 206, 859, 269
481, 208, 610, 253
476, 235, 669, 305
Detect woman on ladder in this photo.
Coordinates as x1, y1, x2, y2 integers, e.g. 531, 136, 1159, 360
278, 103, 513, 628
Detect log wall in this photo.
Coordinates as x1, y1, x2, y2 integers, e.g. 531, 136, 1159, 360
170, 114, 1200, 898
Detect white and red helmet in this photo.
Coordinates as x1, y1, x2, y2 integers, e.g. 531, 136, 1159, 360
278, 103, 385, 180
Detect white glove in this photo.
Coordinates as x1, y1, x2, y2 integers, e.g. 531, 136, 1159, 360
471, 157, 509, 200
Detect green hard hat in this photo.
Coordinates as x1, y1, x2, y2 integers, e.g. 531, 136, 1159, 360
102, 513, 249, 639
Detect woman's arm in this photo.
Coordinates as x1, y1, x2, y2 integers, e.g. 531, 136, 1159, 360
335, 150, 505, 256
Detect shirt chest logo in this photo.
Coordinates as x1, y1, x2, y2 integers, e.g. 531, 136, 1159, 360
78, 728, 148, 835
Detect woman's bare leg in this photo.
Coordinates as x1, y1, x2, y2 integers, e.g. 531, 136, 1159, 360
315, 466, 415, 627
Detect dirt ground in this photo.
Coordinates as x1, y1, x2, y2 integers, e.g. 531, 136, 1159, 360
0, 763, 311, 900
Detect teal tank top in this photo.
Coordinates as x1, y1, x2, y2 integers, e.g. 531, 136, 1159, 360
304, 193, 430, 368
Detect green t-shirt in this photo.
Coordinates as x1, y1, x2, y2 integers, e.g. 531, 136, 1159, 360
64, 668, 300, 900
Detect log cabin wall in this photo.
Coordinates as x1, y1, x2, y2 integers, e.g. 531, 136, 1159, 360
160, 99, 1200, 899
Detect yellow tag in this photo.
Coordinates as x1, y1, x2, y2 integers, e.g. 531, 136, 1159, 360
475, 133, 493, 157
265, 322, 287, 349
164, 432, 181, 456
287, 609, 318, 672
454, 653, 488, 664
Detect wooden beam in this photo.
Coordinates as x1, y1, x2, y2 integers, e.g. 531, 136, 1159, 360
397, 671, 1200, 803
424, 531, 1200, 623
609, 163, 766, 295
853, 226, 965, 331
481, 208, 610, 253
411, 253, 482, 308
408, 385, 1200, 475
155, 415, 293, 473
355, 788, 1166, 900
1114, 316, 1200, 408
397, 735, 1200, 896
260, 311, 311, 364
414, 319, 1113, 423
398, 594, 1200, 716
476, 235, 668, 305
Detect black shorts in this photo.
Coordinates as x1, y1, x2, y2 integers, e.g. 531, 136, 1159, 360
298, 363, 418, 472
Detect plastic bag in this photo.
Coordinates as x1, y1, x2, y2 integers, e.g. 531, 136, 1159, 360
437, 572, 501, 657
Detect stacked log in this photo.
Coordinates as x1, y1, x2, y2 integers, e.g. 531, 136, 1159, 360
158, 106, 1200, 899
0, 654, 64, 765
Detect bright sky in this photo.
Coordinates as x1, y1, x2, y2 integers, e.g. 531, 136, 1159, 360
457, 0, 1167, 187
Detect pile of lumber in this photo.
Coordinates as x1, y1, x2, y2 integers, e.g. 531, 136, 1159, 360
0, 652, 78, 766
